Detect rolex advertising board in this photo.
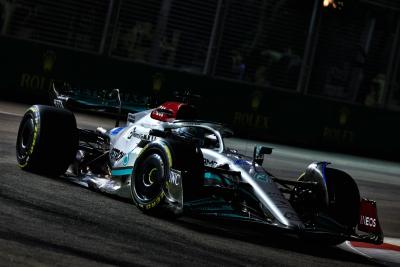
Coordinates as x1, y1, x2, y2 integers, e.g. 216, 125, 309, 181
0, 36, 399, 161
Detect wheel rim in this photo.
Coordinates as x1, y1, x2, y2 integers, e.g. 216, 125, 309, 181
17, 116, 35, 160
134, 154, 165, 202
143, 168, 158, 187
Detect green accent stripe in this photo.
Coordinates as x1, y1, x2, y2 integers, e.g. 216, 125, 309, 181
111, 168, 133, 176
204, 172, 222, 182
204, 172, 233, 185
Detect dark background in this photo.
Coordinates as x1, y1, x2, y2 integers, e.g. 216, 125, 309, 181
1, 0, 399, 160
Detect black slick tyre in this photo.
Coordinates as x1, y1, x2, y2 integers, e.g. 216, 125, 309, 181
16, 105, 78, 176
324, 168, 360, 229
131, 139, 203, 216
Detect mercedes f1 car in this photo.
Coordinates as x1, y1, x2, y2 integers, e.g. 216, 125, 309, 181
16, 89, 384, 246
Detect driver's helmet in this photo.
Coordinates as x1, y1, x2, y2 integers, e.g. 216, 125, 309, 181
175, 126, 205, 146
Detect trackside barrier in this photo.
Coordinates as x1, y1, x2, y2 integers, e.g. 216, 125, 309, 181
1, 37, 399, 161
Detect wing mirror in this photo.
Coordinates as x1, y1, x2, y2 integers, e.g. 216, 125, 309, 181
253, 146, 273, 166
109, 89, 122, 127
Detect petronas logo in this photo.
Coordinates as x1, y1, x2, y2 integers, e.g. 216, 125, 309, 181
43, 50, 56, 73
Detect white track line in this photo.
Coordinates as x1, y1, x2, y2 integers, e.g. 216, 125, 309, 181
385, 237, 400, 247
0, 110, 23, 117
339, 237, 400, 266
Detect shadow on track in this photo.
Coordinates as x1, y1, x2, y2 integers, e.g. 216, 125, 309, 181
57, 173, 378, 266
172, 216, 378, 266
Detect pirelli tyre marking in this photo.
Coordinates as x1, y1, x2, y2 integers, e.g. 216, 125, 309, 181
143, 192, 164, 210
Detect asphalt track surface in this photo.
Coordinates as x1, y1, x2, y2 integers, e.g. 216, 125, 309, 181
0, 101, 399, 266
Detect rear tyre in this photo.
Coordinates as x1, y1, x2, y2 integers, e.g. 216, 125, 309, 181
131, 139, 203, 216
16, 105, 78, 175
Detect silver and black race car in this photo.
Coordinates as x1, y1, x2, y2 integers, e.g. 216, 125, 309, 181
16, 90, 383, 246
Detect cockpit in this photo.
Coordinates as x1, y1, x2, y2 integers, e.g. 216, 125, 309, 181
171, 122, 233, 153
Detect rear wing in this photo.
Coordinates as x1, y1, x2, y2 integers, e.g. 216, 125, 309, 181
50, 82, 124, 127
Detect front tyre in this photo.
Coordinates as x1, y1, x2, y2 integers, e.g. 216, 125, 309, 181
16, 105, 78, 175
131, 139, 203, 216
132, 149, 169, 213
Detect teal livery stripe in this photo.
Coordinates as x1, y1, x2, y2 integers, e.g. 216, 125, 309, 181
111, 168, 133, 176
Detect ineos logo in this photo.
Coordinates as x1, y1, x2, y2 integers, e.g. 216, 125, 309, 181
360, 215, 376, 227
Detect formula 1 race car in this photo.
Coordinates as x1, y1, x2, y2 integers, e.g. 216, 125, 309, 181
16, 89, 384, 246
